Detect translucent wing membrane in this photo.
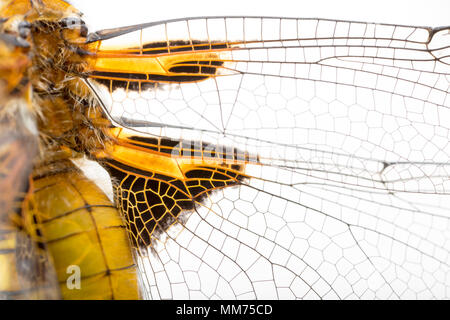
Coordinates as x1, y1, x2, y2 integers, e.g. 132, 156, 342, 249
86, 18, 450, 299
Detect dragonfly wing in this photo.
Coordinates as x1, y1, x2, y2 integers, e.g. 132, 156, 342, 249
85, 18, 450, 299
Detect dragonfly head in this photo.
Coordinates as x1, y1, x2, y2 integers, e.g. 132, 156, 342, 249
59, 16, 88, 43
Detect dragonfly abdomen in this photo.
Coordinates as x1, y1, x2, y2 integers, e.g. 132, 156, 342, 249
30, 158, 141, 299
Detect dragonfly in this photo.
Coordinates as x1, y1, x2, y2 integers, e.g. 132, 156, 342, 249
0, 0, 449, 299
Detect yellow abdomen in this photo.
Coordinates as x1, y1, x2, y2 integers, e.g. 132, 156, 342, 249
30, 159, 141, 299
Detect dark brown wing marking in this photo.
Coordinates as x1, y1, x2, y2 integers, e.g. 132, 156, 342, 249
102, 157, 246, 251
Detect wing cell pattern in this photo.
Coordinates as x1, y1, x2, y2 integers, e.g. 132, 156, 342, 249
87, 18, 450, 299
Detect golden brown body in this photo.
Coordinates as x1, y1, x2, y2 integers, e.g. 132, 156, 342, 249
0, 0, 141, 299
0, 19, 59, 299
31, 158, 140, 299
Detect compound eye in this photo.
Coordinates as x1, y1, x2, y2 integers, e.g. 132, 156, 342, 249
60, 17, 88, 37
18, 21, 31, 39
0, 33, 30, 48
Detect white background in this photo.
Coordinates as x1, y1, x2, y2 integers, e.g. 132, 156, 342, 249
71, 0, 450, 31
